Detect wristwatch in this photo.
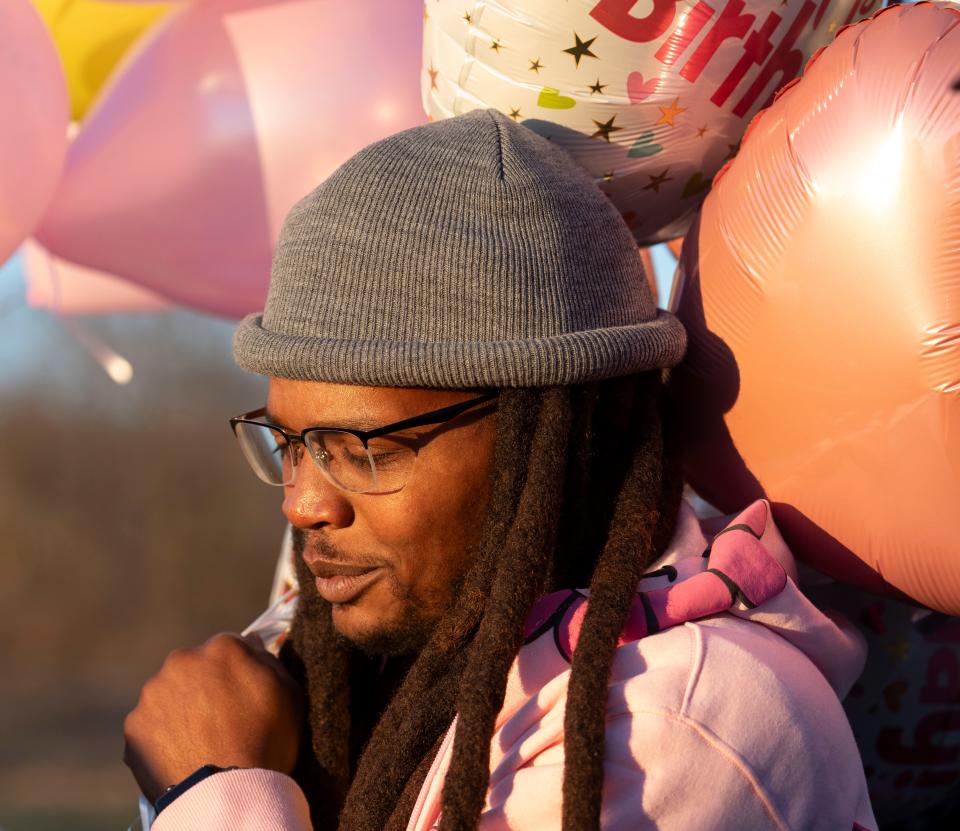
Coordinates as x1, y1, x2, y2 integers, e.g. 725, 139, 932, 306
154, 764, 241, 815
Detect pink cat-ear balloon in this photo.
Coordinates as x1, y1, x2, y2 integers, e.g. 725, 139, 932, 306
35, 0, 426, 318
0, 0, 70, 266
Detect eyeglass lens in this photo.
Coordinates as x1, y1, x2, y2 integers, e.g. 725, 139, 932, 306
233, 421, 415, 494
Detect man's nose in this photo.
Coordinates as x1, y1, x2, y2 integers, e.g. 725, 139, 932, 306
281, 453, 354, 530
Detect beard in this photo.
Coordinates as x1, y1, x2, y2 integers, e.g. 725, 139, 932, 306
290, 528, 466, 657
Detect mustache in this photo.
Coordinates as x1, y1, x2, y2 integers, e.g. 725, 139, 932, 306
291, 528, 389, 570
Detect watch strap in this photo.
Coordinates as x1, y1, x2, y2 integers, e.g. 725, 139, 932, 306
154, 764, 241, 815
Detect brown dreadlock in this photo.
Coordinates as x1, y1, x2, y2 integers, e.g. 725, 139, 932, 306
280, 369, 684, 830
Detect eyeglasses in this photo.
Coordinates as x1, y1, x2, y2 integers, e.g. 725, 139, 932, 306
229, 392, 497, 494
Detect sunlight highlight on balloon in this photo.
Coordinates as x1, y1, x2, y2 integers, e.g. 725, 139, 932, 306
856, 114, 905, 214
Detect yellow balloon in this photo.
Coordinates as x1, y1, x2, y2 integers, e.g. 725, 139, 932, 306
33, 0, 171, 121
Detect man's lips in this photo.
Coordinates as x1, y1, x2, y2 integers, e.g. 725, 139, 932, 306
313, 566, 384, 604
302, 554, 387, 604
306, 558, 382, 580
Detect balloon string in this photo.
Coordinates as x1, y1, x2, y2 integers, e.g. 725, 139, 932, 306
62, 317, 134, 385
38, 243, 135, 384
38, 242, 63, 314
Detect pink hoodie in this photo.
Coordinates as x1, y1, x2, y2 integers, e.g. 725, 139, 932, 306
153, 499, 878, 830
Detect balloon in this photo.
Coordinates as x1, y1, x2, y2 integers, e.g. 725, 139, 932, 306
671, 2, 960, 613
22, 239, 172, 315
32, 1, 172, 121
0, 0, 70, 267
423, 0, 877, 245
803, 578, 960, 829
34, 0, 426, 318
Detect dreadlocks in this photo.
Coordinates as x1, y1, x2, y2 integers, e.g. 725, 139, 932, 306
280, 369, 684, 830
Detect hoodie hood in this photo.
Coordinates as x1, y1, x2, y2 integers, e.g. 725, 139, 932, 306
523, 498, 868, 700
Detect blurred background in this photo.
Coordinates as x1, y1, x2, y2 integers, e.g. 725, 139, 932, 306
0, 253, 284, 829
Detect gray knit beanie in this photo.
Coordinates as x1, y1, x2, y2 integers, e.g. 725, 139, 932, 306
233, 108, 686, 388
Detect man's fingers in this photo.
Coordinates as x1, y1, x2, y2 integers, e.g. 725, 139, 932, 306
202, 631, 301, 692
122, 631, 305, 797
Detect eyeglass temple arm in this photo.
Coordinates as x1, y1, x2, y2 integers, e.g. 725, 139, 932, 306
231, 393, 497, 444
362, 391, 498, 441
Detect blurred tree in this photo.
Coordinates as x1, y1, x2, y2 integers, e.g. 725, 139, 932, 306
0, 309, 285, 824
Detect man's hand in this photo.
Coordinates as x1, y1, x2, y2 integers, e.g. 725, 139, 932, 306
123, 632, 305, 802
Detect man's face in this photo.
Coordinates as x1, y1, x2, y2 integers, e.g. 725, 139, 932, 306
266, 379, 497, 654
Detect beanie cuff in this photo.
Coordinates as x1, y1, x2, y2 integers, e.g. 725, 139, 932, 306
233, 312, 687, 389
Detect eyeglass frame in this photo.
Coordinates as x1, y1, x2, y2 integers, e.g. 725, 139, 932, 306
228, 390, 499, 489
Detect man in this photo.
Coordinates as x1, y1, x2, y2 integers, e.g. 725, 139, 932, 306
124, 110, 877, 830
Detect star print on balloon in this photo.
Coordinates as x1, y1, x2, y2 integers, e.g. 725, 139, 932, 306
643, 169, 672, 192
656, 98, 686, 127
681, 171, 711, 198
423, 0, 880, 244
591, 115, 622, 141
564, 32, 598, 66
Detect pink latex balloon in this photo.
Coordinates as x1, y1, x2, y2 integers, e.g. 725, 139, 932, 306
671, 2, 960, 613
22, 239, 171, 315
0, 0, 70, 266
35, 0, 426, 318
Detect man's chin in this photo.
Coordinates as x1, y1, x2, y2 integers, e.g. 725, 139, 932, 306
329, 604, 437, 658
